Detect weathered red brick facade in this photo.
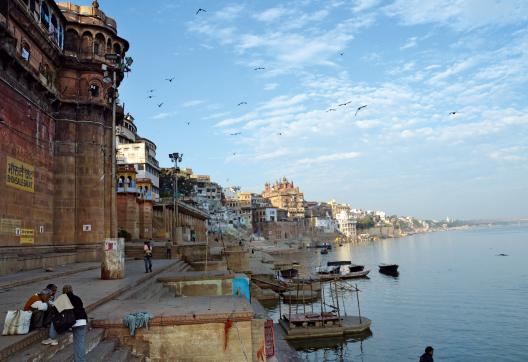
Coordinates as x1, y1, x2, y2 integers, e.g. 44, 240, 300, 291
0, 0, 128, 274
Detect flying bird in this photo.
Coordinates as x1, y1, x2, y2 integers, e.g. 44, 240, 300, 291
230, 132, 242, 136
326, 108, 337, 112
339, 52, 344, 56
232, 152, 237, 156
338, 101, 352, 107
157, 103, 163, 108
277, 132, 283, 136
254, 67, 265, 71
186, 121, 191, 126
196, 8, 207, 15
165, 77, 175, 82
449, 111, 457, 116
147, 95, 154, 99
237, 101, 247, 106
147, 89, 155, 93
355, 105, 368, 117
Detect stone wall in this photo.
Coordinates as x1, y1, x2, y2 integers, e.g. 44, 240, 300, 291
104, 320, 264, 361
117, 193, 139, 240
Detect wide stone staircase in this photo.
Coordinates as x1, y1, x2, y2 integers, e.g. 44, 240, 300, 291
6, 259, 192, 362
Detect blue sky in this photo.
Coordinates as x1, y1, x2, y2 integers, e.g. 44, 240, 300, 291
99, 0, 527, 219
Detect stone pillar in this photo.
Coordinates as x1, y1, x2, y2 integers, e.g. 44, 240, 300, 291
101, 238, 124, 279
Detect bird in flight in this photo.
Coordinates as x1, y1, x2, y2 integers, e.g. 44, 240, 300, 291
237, 102, 247, 106
230, 132, 242, 136
232, 152, 237, 156
186, 121, 191, 126
165, 77, 175, 82
196, 8, 207, 15
338, 101, 352, 107
157, 103, 163, 108
355, 105, 368, 116
449, 111, 458, 116
326, 108, 337, 112
147, 89, 154, 93
277, 132, 283, 136
147, 95, 154, 99
254, 67, 265, 71
339, 52, 344, 56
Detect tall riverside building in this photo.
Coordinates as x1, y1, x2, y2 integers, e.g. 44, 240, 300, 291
0, 0, 129, 275
262, 177, 305, 220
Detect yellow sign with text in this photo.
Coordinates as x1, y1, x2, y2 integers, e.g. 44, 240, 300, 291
20, 228, 35, 244
6, 156, 34, 192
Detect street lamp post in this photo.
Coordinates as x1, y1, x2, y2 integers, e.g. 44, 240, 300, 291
103, 54, 132, 237
169, 152, 183, 244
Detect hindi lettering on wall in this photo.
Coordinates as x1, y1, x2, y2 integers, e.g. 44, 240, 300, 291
6, 156, 35, 193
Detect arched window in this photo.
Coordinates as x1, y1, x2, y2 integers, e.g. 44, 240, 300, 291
29, 0, 36, 12
21, 42, 31, 61
106, 38, 112, 54
40, 2, 50, 29
50, 15, 59, 42
64, 29, 79, 52
89, 82, 100, 97
94, 33, 105, 56
81, 31, 93, 56
113, 43, 121, 55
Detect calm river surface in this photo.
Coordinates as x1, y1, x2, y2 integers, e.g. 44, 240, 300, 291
264, 225, 528, 361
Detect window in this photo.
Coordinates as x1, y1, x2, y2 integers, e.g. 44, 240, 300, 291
89, 83, 99, 97
40, 2, 50, 29
21, 43, 31, 61
137, 164, 144, 171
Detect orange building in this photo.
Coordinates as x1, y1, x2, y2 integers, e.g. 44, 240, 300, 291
262, 177, 305, 220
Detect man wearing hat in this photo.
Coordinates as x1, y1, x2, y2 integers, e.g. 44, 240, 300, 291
23, 288, 52, 330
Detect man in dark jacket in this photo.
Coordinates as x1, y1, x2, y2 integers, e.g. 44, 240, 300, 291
420, 346, 434, 362
63, 285, 87, 362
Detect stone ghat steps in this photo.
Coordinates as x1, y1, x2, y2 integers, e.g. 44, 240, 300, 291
5, 259, 192, 362
122, 260, 191, 301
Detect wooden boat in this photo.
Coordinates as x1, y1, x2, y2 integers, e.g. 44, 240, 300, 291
279, 312, 371, 339
327, 261, 364, 273
320, 247, 328, 255
281, 290, 319, 303
348, 264, 365, 273
315, 265, 340, 274
379, 263, 399, 274
339, 270, 370, 279
318, 269, 370, 281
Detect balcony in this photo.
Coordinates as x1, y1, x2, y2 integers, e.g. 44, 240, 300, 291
117, 182, 136, 193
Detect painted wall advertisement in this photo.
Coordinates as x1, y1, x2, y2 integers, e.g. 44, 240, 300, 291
6, 156, 34, 192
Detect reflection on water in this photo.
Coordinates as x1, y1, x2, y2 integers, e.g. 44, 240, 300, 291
264, 225, 528, 361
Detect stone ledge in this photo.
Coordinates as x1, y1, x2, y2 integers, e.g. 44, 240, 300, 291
91, 311, 254, 329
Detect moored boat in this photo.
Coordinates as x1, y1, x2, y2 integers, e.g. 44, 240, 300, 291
339, 269, 370, 279
320, 247, 328, 254
379, 263, 399, 274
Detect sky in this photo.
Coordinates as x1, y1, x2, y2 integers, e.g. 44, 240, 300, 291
97, 0, 527, 220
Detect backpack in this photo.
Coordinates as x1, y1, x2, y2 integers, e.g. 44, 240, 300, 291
51, 307, 76, 333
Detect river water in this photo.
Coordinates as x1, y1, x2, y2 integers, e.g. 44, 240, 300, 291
264, 225, 528, 361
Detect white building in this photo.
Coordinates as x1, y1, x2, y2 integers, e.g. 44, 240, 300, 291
335, 210, 357, 238
116, 114, 160, 200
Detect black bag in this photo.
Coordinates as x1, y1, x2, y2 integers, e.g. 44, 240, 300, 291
51, 307, 76, 334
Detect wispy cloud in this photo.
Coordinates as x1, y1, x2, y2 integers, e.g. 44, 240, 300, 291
151, 111, 177, 120
385, 0, 528, 31
400, 36, 417, 50
489, 146, 528, 162
297, 152, 362, 165
181, 99, 206, 108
